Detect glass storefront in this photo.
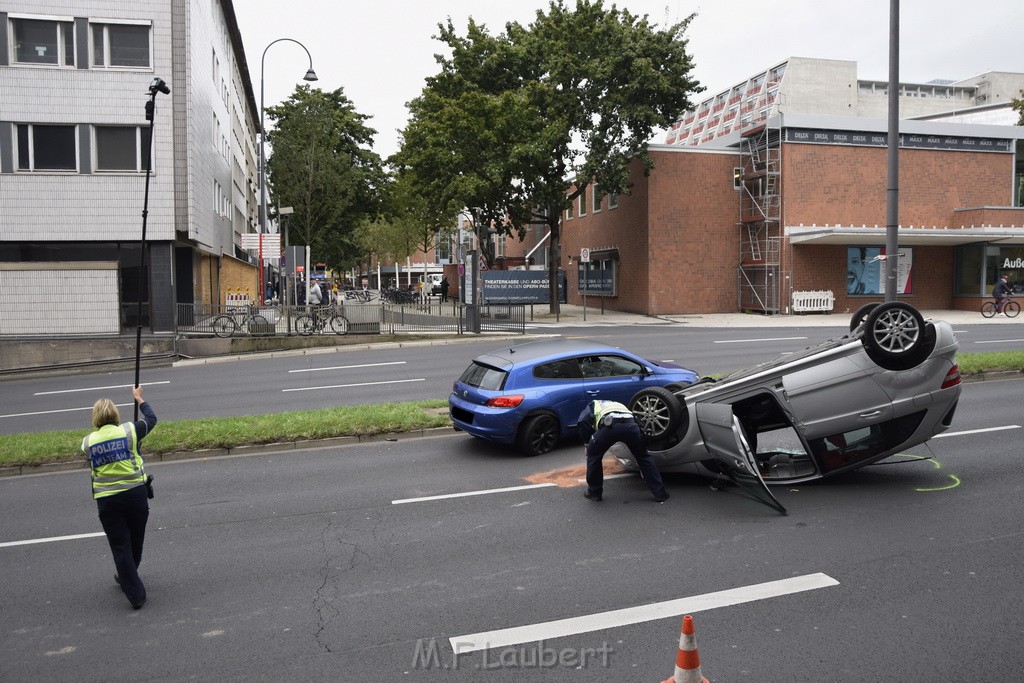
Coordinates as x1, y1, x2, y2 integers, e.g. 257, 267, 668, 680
955, 244, 1024, 295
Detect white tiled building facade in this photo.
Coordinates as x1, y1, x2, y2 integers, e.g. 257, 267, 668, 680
0, 0, 259, 335
665, 57, 1024, 149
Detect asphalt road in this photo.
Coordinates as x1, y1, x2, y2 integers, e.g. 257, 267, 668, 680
2, 377, 1021, 681
1, 322, 1020, 436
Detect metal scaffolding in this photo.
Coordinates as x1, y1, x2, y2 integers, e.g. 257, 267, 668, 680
738, 124, 784, 313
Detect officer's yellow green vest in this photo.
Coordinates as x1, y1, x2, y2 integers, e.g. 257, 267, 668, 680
592, 400, 635, 428
81, 423, 146, 499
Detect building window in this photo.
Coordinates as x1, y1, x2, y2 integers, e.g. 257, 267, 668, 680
592, 188, 603, 213
11, 17, 75, 66
608, 193, 618, 209
566, 200, 573, 221
578, 185, 587, 216
91, 22, 151, 68
16, 124, 77, 171
95, 126, 151, 172
955, 244, 1024, 296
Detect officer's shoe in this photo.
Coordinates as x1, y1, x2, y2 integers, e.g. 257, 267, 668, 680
583, 490, 602, 502
653, 492, 670, 503
132, 597, 147, 610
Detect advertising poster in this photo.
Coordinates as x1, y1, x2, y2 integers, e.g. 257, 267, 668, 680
847, 247, 912, 295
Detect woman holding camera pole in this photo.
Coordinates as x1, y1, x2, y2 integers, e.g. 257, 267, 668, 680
81, 386, 157, 610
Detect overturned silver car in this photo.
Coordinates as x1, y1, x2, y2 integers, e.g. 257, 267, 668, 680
615, 302, 962, 514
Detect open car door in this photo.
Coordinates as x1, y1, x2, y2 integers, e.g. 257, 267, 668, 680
695, 403, 788, 515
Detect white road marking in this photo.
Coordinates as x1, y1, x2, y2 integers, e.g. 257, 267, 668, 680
392, 483, 556, 505
34, 381, 170, 396
577, 473, 633, 482
449, 573, 839, 653
934, 425, 1021, 438
713, 336, 807, 344
973, 339, 1024, 344
282, 378, 425, 392
0, 402, 133, 420
287, 361, 406, 374
0, 532, 105, 549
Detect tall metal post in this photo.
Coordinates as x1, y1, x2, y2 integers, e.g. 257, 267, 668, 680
133, 78, 170, 420
885, 0, 900, 302
259, 39, 317, 308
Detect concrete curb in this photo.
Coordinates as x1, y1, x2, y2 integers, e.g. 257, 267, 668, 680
173, 334, 553, 367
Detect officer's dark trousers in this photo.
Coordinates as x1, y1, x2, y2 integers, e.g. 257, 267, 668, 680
585, 422, 667, 499
97, 484, 149, 606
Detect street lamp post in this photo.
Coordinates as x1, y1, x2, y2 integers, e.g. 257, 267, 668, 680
259, 38, 317, 303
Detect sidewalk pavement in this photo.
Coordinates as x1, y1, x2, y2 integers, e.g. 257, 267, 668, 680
526, 304, 1012, 328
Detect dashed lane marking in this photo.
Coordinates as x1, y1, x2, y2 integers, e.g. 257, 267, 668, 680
287, 361, 406, 373
392, 483, 556, 505
449, 573, 840, 654
282, 378, 425, 392
34, 381, 170, 396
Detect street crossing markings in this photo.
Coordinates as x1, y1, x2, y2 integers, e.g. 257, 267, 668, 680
449, 573, 840, 654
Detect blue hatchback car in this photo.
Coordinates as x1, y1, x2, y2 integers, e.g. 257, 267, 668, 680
449, 339, 699, 456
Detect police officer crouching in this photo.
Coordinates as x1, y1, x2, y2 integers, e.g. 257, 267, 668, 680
82, 386, 157, 609
578, 399, 669, 502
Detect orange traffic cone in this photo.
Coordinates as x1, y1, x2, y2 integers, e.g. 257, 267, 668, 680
661, 614, 709, 683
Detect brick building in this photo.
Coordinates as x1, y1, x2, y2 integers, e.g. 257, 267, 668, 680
495, 60, 1024, 316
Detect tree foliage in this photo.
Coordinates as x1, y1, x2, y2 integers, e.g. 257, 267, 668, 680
395, 0, 702, 312
266, 85, 384, 271
1013, 90, 1024, 126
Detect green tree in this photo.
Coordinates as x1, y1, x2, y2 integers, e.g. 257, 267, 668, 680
356, 171, 454, 288
1013, 90, 1024, 125
396, 0, 702, 312
266, 85, 384, 272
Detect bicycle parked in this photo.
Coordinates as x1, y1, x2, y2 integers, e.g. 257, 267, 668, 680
382, 287, 418, 304
295, 306, 350, 335
212, 305, 273, 338
981, 293, 1020, 318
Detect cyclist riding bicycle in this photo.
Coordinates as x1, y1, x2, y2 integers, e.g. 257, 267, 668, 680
993, 274, 1011, 313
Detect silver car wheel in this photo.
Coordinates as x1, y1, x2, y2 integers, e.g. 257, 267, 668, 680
628, 387, 683, 439
871, 306, 921, 353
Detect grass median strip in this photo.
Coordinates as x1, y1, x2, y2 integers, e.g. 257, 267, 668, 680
3, 351, 1021, 470
1, 400, 451, 469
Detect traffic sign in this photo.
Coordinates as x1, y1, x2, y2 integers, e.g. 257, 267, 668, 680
580, 248, 591, 263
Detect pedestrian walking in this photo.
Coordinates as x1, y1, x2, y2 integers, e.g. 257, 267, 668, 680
81, 386, 157, 609
577, 399, 669, 502
440, 276, 450, 302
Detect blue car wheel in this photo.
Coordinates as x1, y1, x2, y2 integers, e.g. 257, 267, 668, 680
516, 413, 560, 456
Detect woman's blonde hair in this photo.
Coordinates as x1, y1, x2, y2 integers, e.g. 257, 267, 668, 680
91, 399, 120, 429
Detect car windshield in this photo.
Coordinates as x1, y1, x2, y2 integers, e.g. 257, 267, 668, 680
459, 362, 507, 391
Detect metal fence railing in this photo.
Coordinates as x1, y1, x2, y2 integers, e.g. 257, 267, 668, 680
175, 302, 525, 337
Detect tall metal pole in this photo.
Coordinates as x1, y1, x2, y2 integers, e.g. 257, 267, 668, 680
259, 39, 317, 309
134, 78, 170, 420
885, 0, 900, 302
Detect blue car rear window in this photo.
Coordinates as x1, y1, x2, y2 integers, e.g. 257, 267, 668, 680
460, 362, 507, 390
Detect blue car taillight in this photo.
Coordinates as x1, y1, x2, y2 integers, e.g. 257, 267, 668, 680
486, 395, 524, 408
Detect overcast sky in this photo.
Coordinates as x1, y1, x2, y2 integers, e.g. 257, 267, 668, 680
233, 0, 1022, 160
